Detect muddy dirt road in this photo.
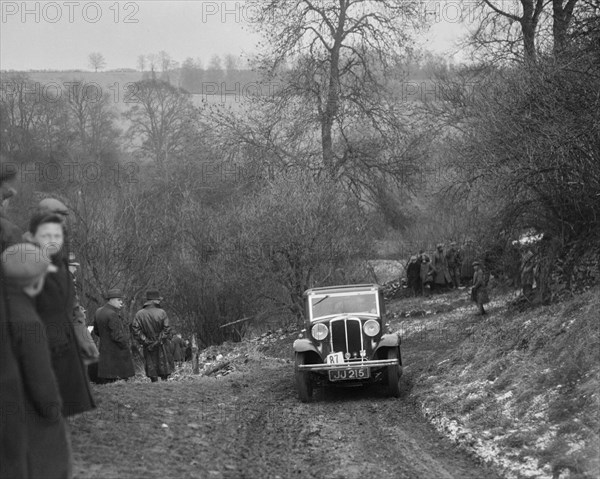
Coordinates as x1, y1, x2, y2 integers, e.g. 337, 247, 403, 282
71, 354, 500, 479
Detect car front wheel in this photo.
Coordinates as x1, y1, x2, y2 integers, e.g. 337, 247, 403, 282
295, 352, 313, 403
386, 348, 402, 398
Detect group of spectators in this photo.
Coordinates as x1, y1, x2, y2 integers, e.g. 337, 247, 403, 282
405, 241, 490, 314
90, 287, 193, 385
0, 165, 191, 478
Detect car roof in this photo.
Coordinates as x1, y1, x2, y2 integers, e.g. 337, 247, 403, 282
303, 284, 381, 296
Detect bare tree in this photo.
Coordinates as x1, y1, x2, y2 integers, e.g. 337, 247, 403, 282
137, 54, 146, 72
250, 0, 421, 180
88, 52, 106, 72
124, 79, 195, 164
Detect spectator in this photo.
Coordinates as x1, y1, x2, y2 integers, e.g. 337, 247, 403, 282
432, 243, 451, 293
37, 198, 99, 366
131, 289, 174, 382
170, 333, 185, 368
93, 289, 136, 383
24, 212, 96, 417
2, 243, 72, 478
184, 340, 193, 362
0, 165, 21, 251
520, 248, 535, 300
446, 241, 462, 289
461, 239, 476, 285
0, 163, 28, 479
471, 261, 490, 315
420, 253, 434, 297
406, 254, 423, 296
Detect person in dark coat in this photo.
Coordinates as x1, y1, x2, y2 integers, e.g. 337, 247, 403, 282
37, 198, 99, 365
170, 333, 185, 367
93, 289, 135, 383
406, 254, 423, 296
0, 165, 28, 479
419, 253, 434, 297
446, 242, 463, 289
131, 289, 174, 382
2, 243, 72, 479
432, 243, 452, 292
471, 261, 490, 315
25, 213, 95, 417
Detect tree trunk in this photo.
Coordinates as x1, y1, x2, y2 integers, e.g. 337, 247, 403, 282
552, 0, 578, 57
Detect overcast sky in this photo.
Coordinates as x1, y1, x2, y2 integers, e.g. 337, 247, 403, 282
1, 1, 469, 71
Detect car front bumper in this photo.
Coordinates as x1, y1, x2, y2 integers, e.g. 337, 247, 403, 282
296, 358, 399, 372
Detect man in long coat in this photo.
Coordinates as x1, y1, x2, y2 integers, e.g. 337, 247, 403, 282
0, 164, 28, 478
2, 243, 72, 478
131, 289, 173, 382
432, 243, 452, 292
93, 289, 135, 383
471, 261, 490, 315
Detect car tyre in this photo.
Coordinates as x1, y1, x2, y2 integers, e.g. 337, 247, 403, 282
295, 352, 313, 403
386, 348, 402, 398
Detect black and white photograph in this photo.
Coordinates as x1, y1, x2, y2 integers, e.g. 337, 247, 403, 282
1, 0, 599, 478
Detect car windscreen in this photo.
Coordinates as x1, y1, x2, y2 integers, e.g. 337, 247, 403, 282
309, 291, 379, 320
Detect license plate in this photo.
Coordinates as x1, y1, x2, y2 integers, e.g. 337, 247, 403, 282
328, 367, 370, 381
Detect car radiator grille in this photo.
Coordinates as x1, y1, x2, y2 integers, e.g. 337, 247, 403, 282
330, 318, 363, 356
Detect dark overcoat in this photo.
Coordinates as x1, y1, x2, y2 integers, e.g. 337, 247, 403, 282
131, 302, 173, 378
170, 336, 185, 362
93, 303, 135, 379
0, 269, 27, 479
433, 250, 452, 285
36, 259, 95, 417
6, 285, 71, 479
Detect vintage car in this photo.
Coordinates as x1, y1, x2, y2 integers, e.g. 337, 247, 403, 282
293, 284, 402, 402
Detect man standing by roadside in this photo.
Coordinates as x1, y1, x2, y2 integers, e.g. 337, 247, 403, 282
471, 261, 490, 315
446, 241, 463, 289
93, 289, 135, 383
432, 243, 452, 293
131, 289, 174, 382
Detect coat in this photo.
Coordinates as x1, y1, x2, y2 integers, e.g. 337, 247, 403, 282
6, 285, 71, 479
472, 269, 490, 305
93, 303, 135, 379
433, 250, 452, 285
36, 259, 95, 417
0, 272, 28, 479
420, 260, 434, 284
170, 336, 185, 362
131, 302, 173, 378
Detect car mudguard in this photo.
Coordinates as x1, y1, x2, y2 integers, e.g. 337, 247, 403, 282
375, 333, 401, 349
293, 338, 321, 355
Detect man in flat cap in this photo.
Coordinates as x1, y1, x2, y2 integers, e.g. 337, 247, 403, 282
131, 289, 173, 382
93, 289, 135, 383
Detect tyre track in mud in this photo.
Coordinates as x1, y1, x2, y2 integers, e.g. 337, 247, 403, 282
213, 359, 501, 479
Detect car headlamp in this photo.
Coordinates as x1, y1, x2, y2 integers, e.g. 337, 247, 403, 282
311, 323, 329, 341
363, 319, 380, 337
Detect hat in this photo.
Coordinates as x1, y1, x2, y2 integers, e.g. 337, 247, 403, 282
437, 243, 444, 248
39, 198, 69, 216
472, 261, 480, 266
106, 288, 123, 299
1, 243, 57, 286
146, 289, 163, 301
